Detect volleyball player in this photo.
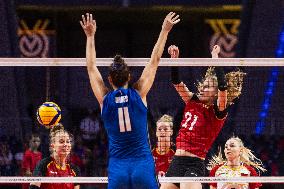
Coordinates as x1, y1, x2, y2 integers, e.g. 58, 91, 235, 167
29, 124, 80, 189
208, 136, 265, 189
80, 12, 180, 189
152, 114, 175, 176
161, 45, 246, 189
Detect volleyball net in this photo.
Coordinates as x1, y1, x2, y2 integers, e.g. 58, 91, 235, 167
0, 58, 283, 189
0, 176, 283, 183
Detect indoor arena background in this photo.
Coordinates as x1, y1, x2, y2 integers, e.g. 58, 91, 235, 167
0, 0, 283, 189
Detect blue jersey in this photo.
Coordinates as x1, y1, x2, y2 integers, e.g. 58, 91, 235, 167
102, 87, 152, 159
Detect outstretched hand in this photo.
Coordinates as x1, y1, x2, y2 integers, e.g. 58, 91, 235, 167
158, 171, 166, 177
168, 45, 179, 58
80, 13, 97, 37
211, 45, 220, 58
162, 12, 180, 32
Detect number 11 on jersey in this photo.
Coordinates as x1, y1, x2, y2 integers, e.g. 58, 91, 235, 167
118, 107, 132, 132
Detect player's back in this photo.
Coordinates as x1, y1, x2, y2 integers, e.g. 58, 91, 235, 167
102, 87, 152, 159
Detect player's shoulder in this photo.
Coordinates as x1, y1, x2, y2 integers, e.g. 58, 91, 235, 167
152, 148, 158, 155
70, 163, 81, 176
127, 87, 141, 97
38, 157, 52, 166
210, 163, 224, 175
169, 149, 175, 155
33, 157, 52, 176
40, 157, 53, 167
23, 149, 32, 155
243, 164, 258, 175
185, 95, 198, 105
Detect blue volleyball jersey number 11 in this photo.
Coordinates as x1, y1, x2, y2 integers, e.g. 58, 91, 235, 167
115, 95, 132, 132
118, 107, 131, 132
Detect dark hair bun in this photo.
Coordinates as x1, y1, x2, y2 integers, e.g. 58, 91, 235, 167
113, 55, 124, 64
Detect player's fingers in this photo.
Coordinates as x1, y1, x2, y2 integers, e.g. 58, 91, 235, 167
173, 19, 181, 24
82, 15, 86, 25
168, 45, 173, 54
172, 14, 180, 22
167, 12, 174, 19
86, 13, 90, 24
79, 21, 85, 28
170, 47, 175, 55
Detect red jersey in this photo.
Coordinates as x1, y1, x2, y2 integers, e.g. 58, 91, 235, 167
176, 97, 227, 159
152, 148, 175, 173
22, 149, 42, 173
33, 157, 80, 189
209, 163, 261, 189
22, 150, 42, 189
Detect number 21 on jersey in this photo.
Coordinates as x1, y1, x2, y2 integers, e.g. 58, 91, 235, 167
181, 112, 198, 130
118, 106, 132, 132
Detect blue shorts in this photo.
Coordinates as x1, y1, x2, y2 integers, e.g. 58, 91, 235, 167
108, 156, 158, 189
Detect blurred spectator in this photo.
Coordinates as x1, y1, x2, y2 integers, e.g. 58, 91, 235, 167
270, 161, 279, 176
73, 135, 85, 158
79, 109, 102, 149
92, 131, 108, 177
70, 151, 84, 173
82, 147, 93, 176
14, 152, 23, 175
21, 133, 42, 189
0, 141, 13, 176
70, 135, 84, 170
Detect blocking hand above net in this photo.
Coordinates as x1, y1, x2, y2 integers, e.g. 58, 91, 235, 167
81, 12, 180, 189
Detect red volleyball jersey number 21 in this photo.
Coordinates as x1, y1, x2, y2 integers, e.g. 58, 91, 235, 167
181, 112, 198, 130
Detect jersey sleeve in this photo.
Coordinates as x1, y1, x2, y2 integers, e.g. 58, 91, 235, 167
71, 164, 81, 176
32, 158, 49, 176
213, 102, 228, 119
71, 164, 81, 186
209, 165, 220, 188
245, 165, 262, 189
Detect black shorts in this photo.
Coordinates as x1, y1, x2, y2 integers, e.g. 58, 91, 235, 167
165, 156, 205, 187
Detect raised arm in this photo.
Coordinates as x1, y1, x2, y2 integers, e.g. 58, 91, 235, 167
80, 13, 108, 107
169, 45, 194, 103
211, 45, 228, 111
134, 12, 180, 101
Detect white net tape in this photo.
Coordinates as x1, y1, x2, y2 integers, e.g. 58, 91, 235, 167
0, 177, 283, 183
0, 58, 284, 66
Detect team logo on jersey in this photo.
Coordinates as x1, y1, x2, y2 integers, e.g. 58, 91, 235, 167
49, 170, 58, 175
205, 19, 240, 58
